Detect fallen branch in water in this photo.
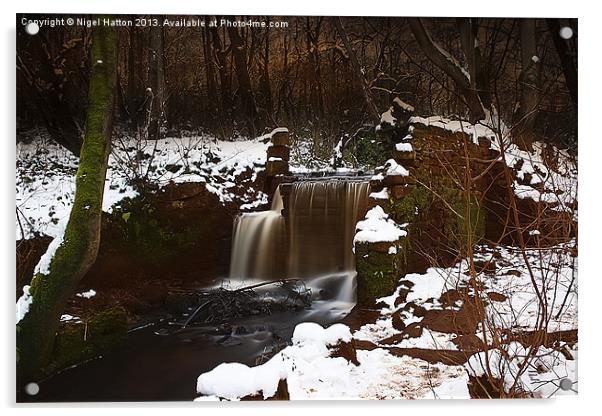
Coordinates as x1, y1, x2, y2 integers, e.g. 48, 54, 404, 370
180, 279, 311, 329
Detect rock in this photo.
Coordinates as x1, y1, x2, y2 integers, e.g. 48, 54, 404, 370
382, 174, 415, 187
330, 339, 360, 366
400, 301, 427, 318
438, 288, 464, 307
421, 298, 482, 335
271, 130, 290, 146
45, 307, 128, 376
242, 378, 290, 401
267, 145, 290, 162
355, 239, 407, 305
451, 334, 485, 351
391, 311, 406, 331
266, 160, 288, 176
393, 289, 410, 307
402, 322, 423, 338
487, 292, 507, 302
389, 184, 413, 199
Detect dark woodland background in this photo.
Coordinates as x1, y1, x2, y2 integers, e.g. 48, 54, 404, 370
16, 15, 578, 153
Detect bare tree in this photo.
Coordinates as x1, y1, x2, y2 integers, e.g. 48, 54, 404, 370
147, 22, 165, 140
408, 17, 486, 122
334, 17, 380, 123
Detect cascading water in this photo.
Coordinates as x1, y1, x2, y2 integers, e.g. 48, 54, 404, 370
229, 187, 286, 281
229, 180, 370, 305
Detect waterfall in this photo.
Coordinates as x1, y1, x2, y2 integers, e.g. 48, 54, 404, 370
229, 187, 285, 281
229, 180, 370, 302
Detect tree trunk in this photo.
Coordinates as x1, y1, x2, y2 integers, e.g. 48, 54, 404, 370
201, 20, 218, 114
305, 17, 325, 120
16, 23, 117, 383
227, 25, 261, 136
210, 23, 232, 116
546, 18, 578, 108
408, 17, 486, 122
334, 17, 380, 123
515, 18, 540, 150
259, 21, 273, 118
126, 25, 144, 126
147, 23, 165, 140
16, 36, 83, 154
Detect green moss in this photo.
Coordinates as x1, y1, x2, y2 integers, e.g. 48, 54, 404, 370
106, 195, 212, 269
17, 23, 117, 382
355, 239, 407, 305
44, 307, 127, 376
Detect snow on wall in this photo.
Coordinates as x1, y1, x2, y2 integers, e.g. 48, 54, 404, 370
405, 115, 576, 211
353, 206, 407, 245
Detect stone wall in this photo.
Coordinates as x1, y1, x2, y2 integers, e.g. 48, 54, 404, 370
355, 112, 494, 305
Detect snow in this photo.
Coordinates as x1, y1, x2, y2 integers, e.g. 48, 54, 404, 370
196, 322, 351, 400
16, 285, 33, 324
418, 373, 470, 399
60, 314, 82, 322
16, 134, 272, 240
383, 159, 409, 176
270, 127, 289, 135
76, 289, 96, 299
393, 97, 415, 113
395, 142, 413, 152
409, 115, 501, 145
196, 361, 286, 401
369, 188, 389, 200
380, 108, 397, 126
293, 322, 352, 345
197, 322, 470, 400
465, 342, 577, 397
500, 141, 577, 211
33, 222, 66, 275
354, 206, 407, 245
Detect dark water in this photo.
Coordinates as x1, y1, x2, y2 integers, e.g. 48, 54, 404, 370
19, 180, 370, 403
18, 283, 353, 403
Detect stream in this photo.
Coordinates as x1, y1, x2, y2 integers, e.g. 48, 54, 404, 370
20, 179, 370, 402
21, 276, 354, 402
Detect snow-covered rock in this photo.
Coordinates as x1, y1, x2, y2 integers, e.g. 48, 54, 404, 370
354, 206, 407, 245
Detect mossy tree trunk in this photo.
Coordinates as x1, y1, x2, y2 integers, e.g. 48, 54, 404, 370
17, 24, 117, 383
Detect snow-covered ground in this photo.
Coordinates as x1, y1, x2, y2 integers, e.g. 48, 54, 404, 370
195, 239, 577, 401
196, 322, 469, 400
16, 134, 271, 240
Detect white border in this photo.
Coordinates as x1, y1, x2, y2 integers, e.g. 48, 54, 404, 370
2, 1, 599, 414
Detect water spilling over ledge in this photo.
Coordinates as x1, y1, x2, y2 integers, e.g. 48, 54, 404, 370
229, 180, 370, 304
